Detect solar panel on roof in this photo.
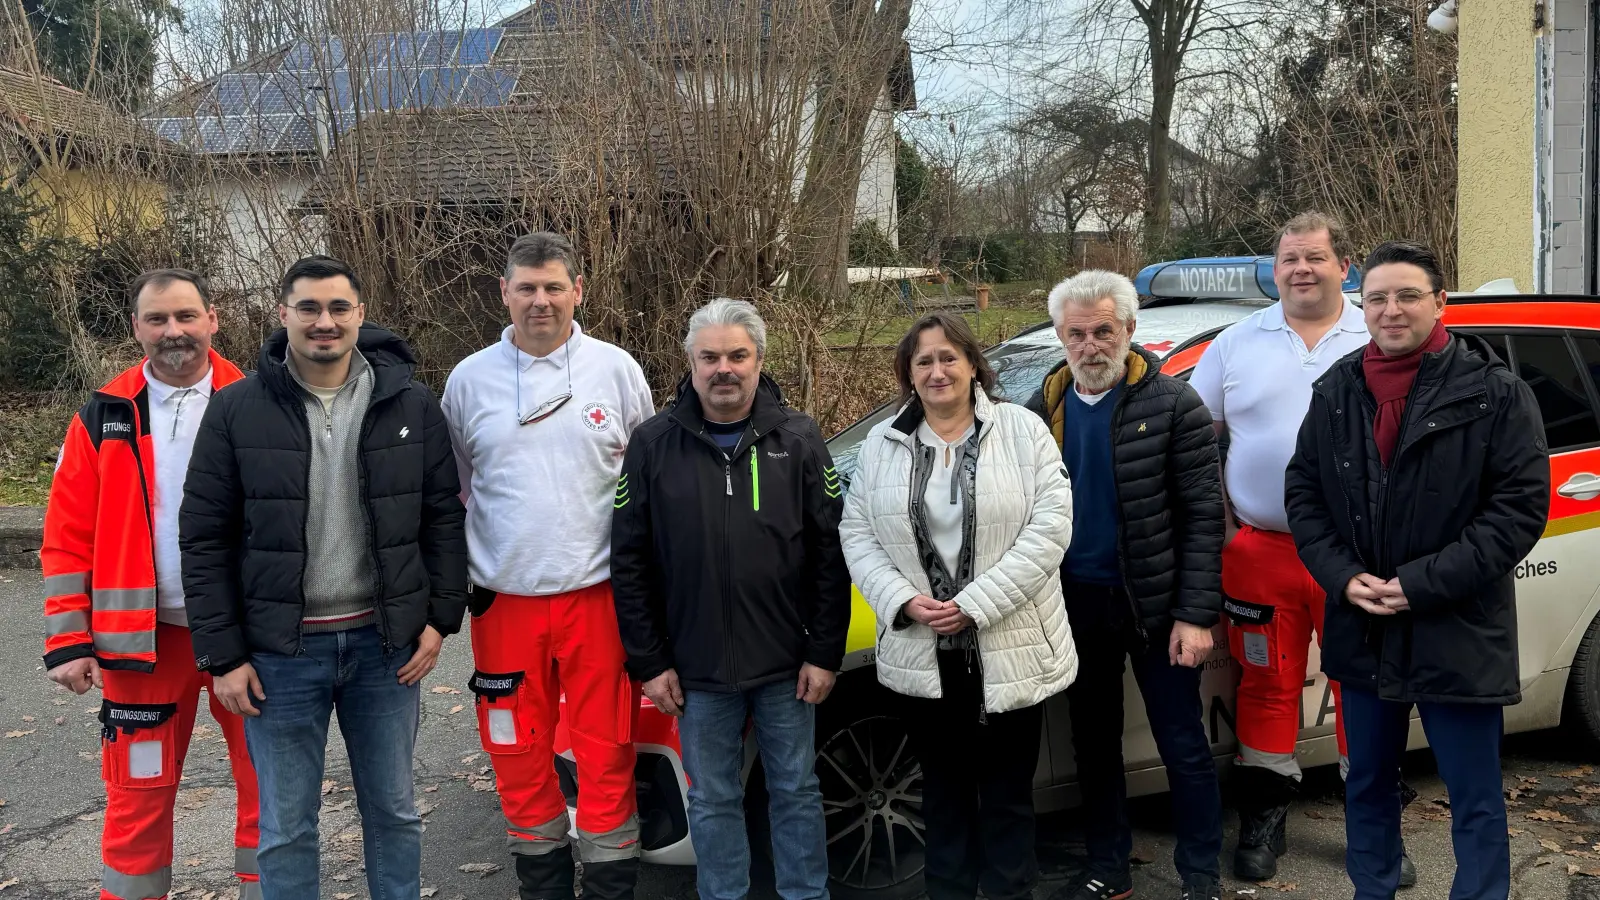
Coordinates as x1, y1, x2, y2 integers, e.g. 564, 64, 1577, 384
366, 67, 420, 110
460, 67, 516, 106
458, 28, 499, 65
435, 31, 463, 64
277, 117, 317, 152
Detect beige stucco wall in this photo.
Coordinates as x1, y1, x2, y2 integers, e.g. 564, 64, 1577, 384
1457, 0, 1538, 291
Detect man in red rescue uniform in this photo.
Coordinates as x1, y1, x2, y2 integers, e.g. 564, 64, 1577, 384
442, 232, 655, 900
42, 269, 261, 900
1191, 213, 1416, 886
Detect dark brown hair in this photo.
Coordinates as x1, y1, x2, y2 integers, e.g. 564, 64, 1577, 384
130, 268, 211, 312
893, 311, 1000, 407
1276, 211, 1353, 263
505, 231, 580, 283
1363, 240, 1444, 293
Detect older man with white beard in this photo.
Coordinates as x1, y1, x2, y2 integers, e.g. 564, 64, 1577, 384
1025, 270, 1226, 900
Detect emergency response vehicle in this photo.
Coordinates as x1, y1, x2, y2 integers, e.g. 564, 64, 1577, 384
554, 256, 1600, 900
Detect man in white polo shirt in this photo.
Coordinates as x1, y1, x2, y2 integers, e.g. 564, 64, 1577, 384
1190, 212, 1390, 884
442, 232, 655, 900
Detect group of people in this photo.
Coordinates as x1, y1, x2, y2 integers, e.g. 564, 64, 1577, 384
39, 212, 1547, 900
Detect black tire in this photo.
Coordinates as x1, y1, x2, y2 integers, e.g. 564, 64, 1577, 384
814, 672, 926, 900
1564, 612, 1600, 750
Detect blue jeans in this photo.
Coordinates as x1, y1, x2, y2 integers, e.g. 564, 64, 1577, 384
1342, 685, 1508, 900
1064, 581, 1223, 884
678, 679, 829, 900
244, 626, 423, 900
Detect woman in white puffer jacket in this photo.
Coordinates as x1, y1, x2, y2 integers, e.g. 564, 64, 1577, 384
839, 311, 1077, 900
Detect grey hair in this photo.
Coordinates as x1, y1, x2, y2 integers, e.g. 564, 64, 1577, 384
684, 297, 767, 358
1048, 270, 1140, 327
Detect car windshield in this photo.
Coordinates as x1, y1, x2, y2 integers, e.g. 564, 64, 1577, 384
824, 299, 1267, 485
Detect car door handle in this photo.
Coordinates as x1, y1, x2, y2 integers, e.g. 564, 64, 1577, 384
1558, 473, 1600, 501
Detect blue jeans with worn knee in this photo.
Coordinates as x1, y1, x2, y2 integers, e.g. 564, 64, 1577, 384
679, 678, 829, 900
244, 626, 422, 900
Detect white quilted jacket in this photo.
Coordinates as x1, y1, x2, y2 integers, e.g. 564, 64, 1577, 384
839, 392, 1078, 713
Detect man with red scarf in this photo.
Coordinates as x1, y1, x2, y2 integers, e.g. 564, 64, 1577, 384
1286, 240, 1549, 900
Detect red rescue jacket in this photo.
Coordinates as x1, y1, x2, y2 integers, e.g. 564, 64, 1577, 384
43, 352, 245, 672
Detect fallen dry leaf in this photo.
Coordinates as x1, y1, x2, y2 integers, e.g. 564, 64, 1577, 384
449, 704, 465, 715
20, 716, 33, 724
1508, 788, 1526, 800
459, 862, 502, 877
1257, 882, 1298, 892
420, 889, 438, 898
0, 824, 13, 836
424, 785, 439, 793
1303, 809, 1327, 820
53, 717, 65, 726
0, 878, 17, 892
1530, 809, 1576, 823
3, 731, 35, 739
0, 800, 6, 808
1542, 839, 1564, 853
1557, 766, 1595, 778
461, 753, 481, 764
335, 893, 354, 899
321, 780, 336, 795
77, 751, 93, 760
471, 780, 495, 792
332, 875, 350, 883
431, 686, 461, 695
1577, 785, 1600, 796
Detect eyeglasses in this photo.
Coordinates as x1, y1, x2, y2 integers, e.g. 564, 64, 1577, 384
285, 300, 359, 324
514, 339, 573, 425
1062, 326, 1122, 349
1361, 289, 1435, 310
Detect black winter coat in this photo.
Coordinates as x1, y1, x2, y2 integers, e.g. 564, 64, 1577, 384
610, 374, 853, 692
1024, 344, 1224, 636
180, 325, 468, 675
1285, 332, 1550, 704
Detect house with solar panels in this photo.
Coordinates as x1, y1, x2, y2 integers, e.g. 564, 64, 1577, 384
139, 2, 916, 302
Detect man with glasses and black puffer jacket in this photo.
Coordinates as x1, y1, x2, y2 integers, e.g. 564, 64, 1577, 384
180, 255, 468, 900
442, 232, 655, 900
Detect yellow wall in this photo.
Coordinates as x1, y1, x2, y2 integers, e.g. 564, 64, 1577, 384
1457, 0, 1537, 291
24, 164, 167, 241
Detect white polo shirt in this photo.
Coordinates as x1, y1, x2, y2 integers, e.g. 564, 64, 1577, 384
144, 362, 215, 625
1190, 300, 1369, 533
442, 323, 654, 596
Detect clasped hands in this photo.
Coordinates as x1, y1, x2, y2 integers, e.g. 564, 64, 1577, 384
1346, 573, 1410, 615
904, 595, 975, 635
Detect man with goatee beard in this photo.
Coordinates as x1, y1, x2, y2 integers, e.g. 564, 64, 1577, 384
1025, 270, 1226, 900
42, 269, 262, 900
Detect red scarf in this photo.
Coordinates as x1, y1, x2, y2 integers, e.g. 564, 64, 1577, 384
1362, 321, 1449, 467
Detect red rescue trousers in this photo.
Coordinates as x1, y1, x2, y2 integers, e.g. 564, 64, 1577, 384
98, 623, 260, 900
470, 582, 641, 863
1222, 526, 1347, 774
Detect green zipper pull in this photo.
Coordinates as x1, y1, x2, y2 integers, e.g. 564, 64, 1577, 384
750, 451, 760, 512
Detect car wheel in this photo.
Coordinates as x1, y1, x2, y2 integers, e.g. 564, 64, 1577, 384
1565, 613, 1600, 749
815, 678, 926, 900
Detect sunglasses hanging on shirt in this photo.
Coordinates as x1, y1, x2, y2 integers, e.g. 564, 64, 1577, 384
514, 339, 574, 425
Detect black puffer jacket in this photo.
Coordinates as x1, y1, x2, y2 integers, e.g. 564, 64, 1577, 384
180, 325, 468, 675
610, 374, 852, 692
1025, 344, 1224, 636
1285, 333, 1549, 704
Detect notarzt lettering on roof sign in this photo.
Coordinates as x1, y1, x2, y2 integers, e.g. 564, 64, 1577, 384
1176, 265, 1253, 295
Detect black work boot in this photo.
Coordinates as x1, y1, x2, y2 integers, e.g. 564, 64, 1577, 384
1232, 766, 1299, 882
515, 850, 576, 900
580, 857, 639, 900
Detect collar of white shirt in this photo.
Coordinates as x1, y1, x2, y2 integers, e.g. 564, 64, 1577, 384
142, 360, 215, 405
500, 322, 585, 373
1257, 299, 1367, 337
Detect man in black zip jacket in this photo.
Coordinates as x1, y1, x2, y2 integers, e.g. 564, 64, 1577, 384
1024, 270, 1226, 900
180, 255, 467, 900
1286, 241, 1548, 900
610, 298, 850, 900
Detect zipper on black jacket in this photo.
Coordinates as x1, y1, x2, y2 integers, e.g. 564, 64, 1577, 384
356, 400, 392, 652
1103, 382, 1148, 644
692, 424, 747, 687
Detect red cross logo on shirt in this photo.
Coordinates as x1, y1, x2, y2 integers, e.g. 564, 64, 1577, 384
582, 402, 613, 432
